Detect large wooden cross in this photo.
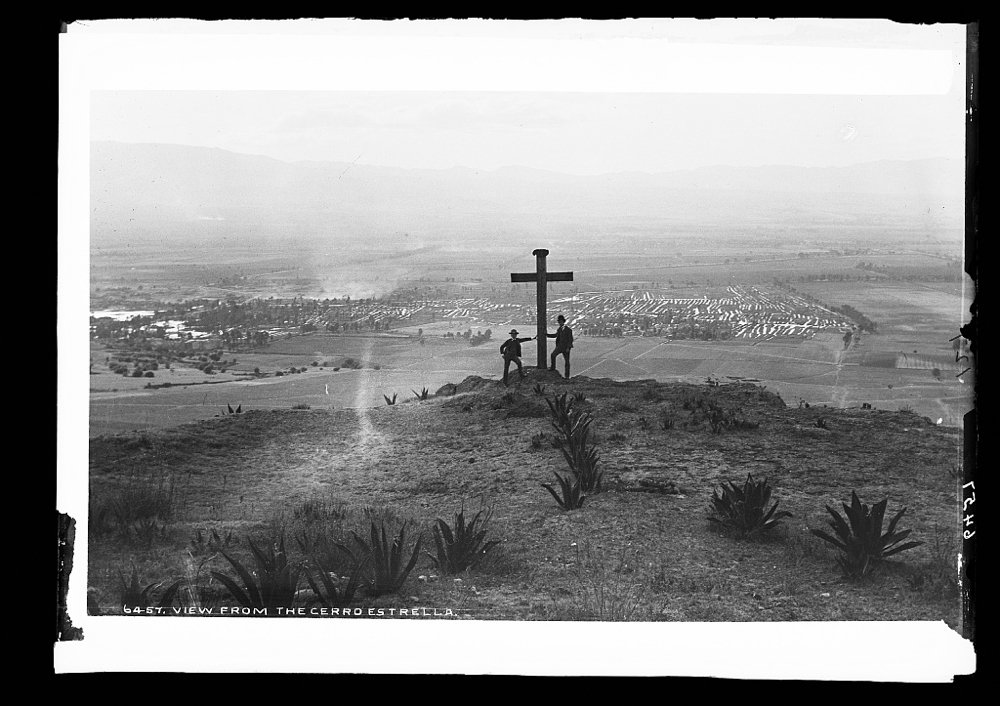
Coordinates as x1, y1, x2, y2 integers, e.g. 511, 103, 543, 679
511, 249, 574, 369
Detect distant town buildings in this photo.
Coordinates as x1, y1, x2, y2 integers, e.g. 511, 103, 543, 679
92, 284, 854, 348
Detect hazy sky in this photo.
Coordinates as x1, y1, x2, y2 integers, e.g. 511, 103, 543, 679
81, 19, 968, 175
91, 90, 964, 175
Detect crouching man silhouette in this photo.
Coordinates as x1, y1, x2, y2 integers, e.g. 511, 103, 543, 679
500, 329, 534, 385
547, 314, 574, 379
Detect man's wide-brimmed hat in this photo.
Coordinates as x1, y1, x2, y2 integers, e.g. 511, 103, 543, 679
510, 329, 519, 335
557, 315, 566, 322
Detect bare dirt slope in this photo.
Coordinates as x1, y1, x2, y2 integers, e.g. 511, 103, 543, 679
88, 371, 966, 627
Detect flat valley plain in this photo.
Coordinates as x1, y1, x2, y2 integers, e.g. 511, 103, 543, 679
88, 230, 974, 435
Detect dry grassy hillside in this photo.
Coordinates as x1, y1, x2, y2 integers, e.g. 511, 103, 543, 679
88, 371, 966, 629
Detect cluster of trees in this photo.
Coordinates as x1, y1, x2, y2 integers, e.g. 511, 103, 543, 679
796, 273, 884, 282
189, 353, 236, 374
222, 329, 270, 348
324, 319, 393, 333
774, 279, 878, 333
854, 261, 963, 282
582, 325, 625, 338
440, 328, 492, 344
777, 283, 878, 334
107, 355, 161, 377
676, 321, 731, 340
170, 296, 401, 335
790, 269, 958, 284
823, 304, 877, 334
195, 296, 332, 329
580, 314, 732, 340
469, 329, 493, 346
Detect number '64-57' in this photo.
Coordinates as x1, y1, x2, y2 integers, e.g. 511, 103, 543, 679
962, 481, 975, 539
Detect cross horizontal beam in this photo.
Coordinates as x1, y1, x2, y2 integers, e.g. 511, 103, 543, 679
511, 272, 574, 283
510, 250, 574, 369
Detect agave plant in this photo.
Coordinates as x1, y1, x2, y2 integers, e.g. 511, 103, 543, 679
303, 548, 372, 609
211, 535, 303, 611
546, 392, 574, 431
426, 503, 501, 574
134, 516, 165, 547
529, 432, 548, 451
542, 470, 586, 511
708, 408, 734, 434
542, 391, 603, 501
338, 521, 422, 597
412, 387, 430, 401
118, 568, 182, 611
384, 393, 397, 406
811, 491, 924, 579
294, 530, 350, 575
708, 473, 793, 539
178, 550, 223, 613
559, 410, 603, 493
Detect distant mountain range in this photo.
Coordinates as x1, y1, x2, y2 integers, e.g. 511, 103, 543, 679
90, 141, 965, 247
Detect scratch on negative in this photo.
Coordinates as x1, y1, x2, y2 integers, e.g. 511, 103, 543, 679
339, 154, 363, 179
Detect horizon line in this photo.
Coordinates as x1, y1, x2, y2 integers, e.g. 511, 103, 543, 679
90, 139, 962, 179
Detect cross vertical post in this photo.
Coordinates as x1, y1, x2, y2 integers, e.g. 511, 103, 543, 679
534, 249, 548, 369
511, 249, 574, 369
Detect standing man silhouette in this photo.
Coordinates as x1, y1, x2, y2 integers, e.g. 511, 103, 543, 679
547, 315, 574, 379
500, 329, 534, 386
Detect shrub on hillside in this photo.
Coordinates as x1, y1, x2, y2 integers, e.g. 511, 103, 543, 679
547, 393, 602, 494
426, 504, 501, 574
542, 471, 586, 511
303, 552, 370, 609
708, 473, 792, 540
641, 388, 662, 402
118, 568, 181, 613
906, 525, 959, 600
211, 535, 303, 612
337, 521, 422, 597
811, 491, 923, 579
